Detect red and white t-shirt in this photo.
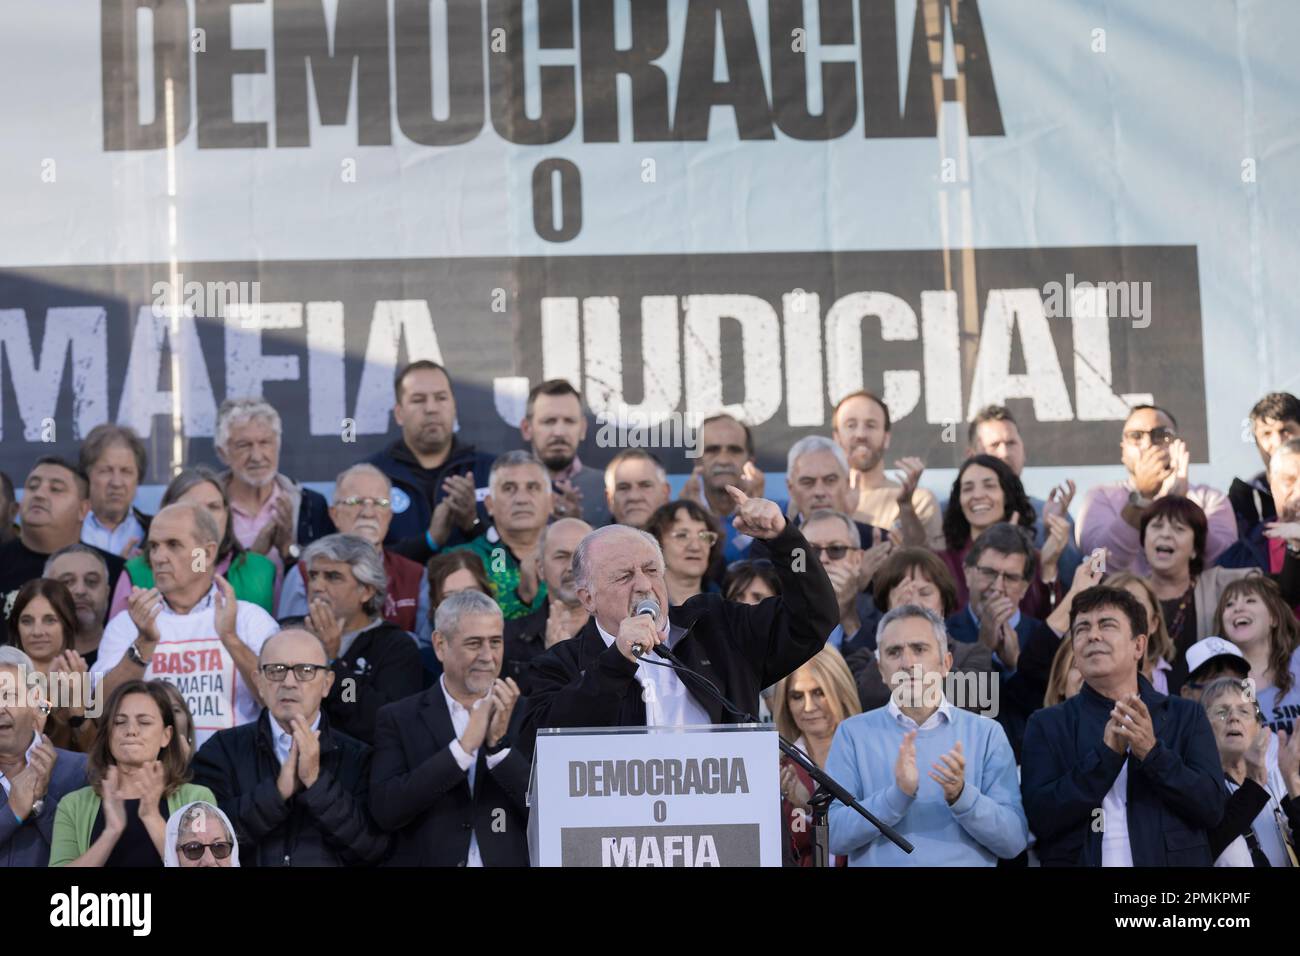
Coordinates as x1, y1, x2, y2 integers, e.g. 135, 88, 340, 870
95, 585, 279, 747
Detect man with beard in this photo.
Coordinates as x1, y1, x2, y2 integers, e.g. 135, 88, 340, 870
502, 517, 591, 693
520, 379, 610, 527
448, 452, 553, 620
278, 464, 429, 642
367, 361, 496, 563
831, 390, 944, 549
215, 398, 335, 579
680, 413, 767, 560
44, 544, 112, 668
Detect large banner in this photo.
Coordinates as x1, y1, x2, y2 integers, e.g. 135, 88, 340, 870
1, 1, 1295, 486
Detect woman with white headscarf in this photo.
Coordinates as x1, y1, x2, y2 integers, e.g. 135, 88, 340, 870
164, 801, 240, 868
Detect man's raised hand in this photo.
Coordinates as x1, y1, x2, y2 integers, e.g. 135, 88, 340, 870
726, 486, 786, 540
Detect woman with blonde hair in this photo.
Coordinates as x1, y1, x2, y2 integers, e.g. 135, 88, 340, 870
1043, 637, 1084, 708
770, 645, 861, 866
1103, 571, 1176, 694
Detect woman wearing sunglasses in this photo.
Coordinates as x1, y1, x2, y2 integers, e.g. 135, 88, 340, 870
165, 801, 240, 868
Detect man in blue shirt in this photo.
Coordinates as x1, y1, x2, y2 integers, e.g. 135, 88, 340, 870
826, 605, 1028, 865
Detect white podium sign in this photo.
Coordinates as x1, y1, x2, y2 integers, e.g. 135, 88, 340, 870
527, 724, 781, 867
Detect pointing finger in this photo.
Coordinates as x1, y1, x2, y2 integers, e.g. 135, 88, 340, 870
725, 484, 749, 506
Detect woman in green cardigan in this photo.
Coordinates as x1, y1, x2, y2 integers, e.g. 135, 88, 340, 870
50, 680, 213, 867
105, 466, 278, 619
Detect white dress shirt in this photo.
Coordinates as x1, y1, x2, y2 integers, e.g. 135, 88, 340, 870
594, 620, 713, 728
0, 731, 41, 797
81, 510, 145, 557
271, 711, 321, 766
440, 675, 511, 868
1101, 761, 1134, 866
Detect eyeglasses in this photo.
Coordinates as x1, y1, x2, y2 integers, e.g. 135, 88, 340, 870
1208, 705, 1259, 724
334, 496, 391, 509
809, 544, 856, 561
260, 663, 328, 682
668, 529, 719, 547
178, 840, 234, 861
973, 566, 1028, 586
1122, 427, 1177, 446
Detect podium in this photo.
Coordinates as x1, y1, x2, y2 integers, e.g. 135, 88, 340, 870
527, 724, 782, 867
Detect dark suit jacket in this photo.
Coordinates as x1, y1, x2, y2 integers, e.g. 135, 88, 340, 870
946, 609, 1060, 760
0, 747, 87, 867
369, 683, 531, 866
1021, 677, 1225, 866
322, 621, 424, 744
192, 710, 389, 867
519, 521, 837, 751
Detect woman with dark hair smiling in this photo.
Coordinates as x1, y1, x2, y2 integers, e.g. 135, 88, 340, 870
940, 455, 1062, 617
49, 680, 213, 867
6, 578, 95, 752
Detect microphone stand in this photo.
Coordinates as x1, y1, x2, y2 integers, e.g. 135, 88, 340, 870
633, 643, 914, 859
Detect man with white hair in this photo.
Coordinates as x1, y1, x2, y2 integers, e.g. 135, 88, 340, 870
0, 646, 89, 867
604, 449, 671, 529
94, 502, 280, 748
277, 464, 430, 640
214, 397, 335, 576
826, 605, 1027, 866
519, 485, 837, 751
370, 590, 529, 866
447, 451, 553, 621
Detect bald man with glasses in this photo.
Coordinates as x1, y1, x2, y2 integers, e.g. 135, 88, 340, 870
192, 628, 390, 867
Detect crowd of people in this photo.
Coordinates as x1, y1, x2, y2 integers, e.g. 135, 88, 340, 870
0, 361, 1297, 867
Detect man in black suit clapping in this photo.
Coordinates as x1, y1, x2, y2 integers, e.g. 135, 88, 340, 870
369, 590, 528, 866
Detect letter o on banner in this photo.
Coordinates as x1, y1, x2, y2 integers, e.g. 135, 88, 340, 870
532, 158, 582, 242
653, 800, 667, 823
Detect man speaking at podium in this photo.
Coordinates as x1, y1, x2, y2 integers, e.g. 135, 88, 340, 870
519, 487, 837, 749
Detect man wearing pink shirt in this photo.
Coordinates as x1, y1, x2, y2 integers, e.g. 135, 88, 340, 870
214, 398, 335, 586
1076, 405, 1235, 575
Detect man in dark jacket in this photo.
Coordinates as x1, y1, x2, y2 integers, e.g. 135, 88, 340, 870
520, 486, 837, 752
370, 590, 529, 866
298, 534, 423, 744
1021, 586, 1224, 866
192, 628, 389, 867
366, 360, 495, 564
1228, 392, 1300, 536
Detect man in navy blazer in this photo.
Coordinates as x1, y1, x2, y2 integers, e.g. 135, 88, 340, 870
0, 647, 89, 867
1021, 586, 1224, 866
370, 590, 530, 866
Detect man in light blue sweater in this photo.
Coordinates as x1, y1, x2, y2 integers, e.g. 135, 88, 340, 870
826, 605, 1028, 865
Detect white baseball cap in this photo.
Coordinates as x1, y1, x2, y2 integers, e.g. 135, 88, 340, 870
1185, 637, 1250, 679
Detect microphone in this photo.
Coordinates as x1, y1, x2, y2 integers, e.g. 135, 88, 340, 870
630, 599, 660, 657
